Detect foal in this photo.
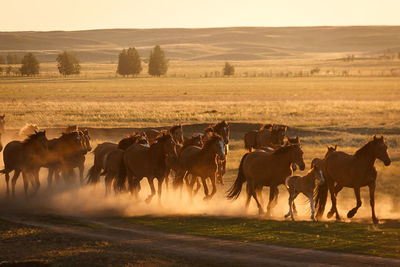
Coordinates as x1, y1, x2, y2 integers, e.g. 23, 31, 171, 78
284, 161, 325, 221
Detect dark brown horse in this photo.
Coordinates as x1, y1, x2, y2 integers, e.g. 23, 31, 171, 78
1, 131, 48, 197
174, 134, 225, 200
204, 121, 230, 184
44, 131, 86, 187
0, 114, 5, 152
311, 145, 337, 169
256, 124, 287, 148
145, 125, 184, 145
227, 144, 305, 216
314, 136, 391, 224
98, 133, 149, 195
86, 132, 148, 185
115, 134, 177, 203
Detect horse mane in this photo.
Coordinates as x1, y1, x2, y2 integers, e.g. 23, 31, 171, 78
169, 125, 181, 134
22, 131, 45, 145
259, 124, 272, 131
19, 123, 39, 136
354, 139, 377, 156
272, 144, 298, 155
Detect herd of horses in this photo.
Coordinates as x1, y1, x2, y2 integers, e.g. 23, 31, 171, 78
0, 116, 392, 224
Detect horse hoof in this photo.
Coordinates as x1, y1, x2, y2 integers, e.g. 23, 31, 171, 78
284, 213, 290, 218
145, 197, 152, 204
347, 210, 357, 218
372, 217, 379, 225
327, 211, 334, 219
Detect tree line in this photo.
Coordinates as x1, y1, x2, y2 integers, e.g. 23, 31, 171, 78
0, 45, 236, 77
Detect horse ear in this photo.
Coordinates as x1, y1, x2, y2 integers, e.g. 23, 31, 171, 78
373, 135, 377, 140
295, 136, 299, 141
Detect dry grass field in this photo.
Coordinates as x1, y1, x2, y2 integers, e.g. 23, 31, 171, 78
1, 27, 400, 264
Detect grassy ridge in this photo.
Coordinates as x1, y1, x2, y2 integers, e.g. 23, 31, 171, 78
123, 216, 400, 258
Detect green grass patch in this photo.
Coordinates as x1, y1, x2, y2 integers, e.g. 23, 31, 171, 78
122, 215, 400, 258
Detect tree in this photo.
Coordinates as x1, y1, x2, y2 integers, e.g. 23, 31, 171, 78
56, 51, 81, 76
117, 47, 142, 77
148, 45, 168, 76
223, 62, 235, 76
20, 53, 40, 76
6, 54, 20, 64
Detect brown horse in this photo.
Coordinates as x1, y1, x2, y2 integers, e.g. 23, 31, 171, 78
115, 134, 177, 203
311, 145, 337, 169
314, 136, 391, 224
0, 114, 5, 152
164, 134, 204, 190
1, 131, 48, 197
227, 144, 305, 216
256, 124, 287, 148
145, 125, 184, 145
204, 121, 230, 184
285, 160, 325, 221
174, 133, 225, 200
99, 133, 149, 195
86, 132, 148, 185
244, 130, 258, 152
44, 131, 86, 187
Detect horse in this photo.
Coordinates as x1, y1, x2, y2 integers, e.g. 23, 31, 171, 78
0, 114, 5, 152
145, 125, 183, 145
164, 134, 204, 190
115, 134, 177, 204
314, 136, 391, 224
227, 144, 305, 216
244, 130, 258, 152
311, 145, 337, 169
86, 132, 148, 185
1, 130, 48, 197
99, 133, 149, 195
44, 131, 86, 187
174, 133, 225, 200
256, 124, 287, 148
60, 129, 92, 185
284, 160, 325, 221
204, 121, 230, 184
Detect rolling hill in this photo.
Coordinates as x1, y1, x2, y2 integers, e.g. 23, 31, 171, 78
1, 26, 400, 62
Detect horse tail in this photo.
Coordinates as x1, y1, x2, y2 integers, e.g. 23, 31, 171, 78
86, 164, 101, 184
314, 179, 328, 219
114, 155, 127, 192
227, 153, 249, 200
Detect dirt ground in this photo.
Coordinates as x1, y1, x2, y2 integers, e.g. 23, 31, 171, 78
1, 214, 400, 267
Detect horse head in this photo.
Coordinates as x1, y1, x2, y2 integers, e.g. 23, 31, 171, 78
170, 124, 184, 144
292, 144, 305, 171
0, 114, 5, 134
311, 159, 325, 185
373, 135, 391, 166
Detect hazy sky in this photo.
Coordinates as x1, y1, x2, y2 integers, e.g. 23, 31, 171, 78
1, 0, 399, 31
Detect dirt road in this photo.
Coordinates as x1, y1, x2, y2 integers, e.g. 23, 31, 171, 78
2, 215, 399, 267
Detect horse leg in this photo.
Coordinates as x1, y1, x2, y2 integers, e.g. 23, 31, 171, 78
11, 170, 21, 198
292, 202, 298, 216
286, 192, 298, 221
157, 177, 163, 205
206, 175, 217, 200
22, 171, 29, 198
308, 193, 316, 221
327, 181, 341, 221
245, 184, 252, 210
193, 177, 201, 196
347, 187, 362, 219
5, 172, 10, 197
79, 162, 85, 185
369, 182, 378, 224
327, 183, 343, 218
201, 177, 209, 200
145, 178, 156, 204
47, 168, 54, 189
249, 184, 263, 215
33, 168, 40, 195
104, 173, 113, 196
266, 186, 278, 217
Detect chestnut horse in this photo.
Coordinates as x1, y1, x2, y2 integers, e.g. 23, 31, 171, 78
204, 121, 230, 184
1, 131, 48, 197
145, 125, 183, 145
86, 132, 148, 185
0, 114, 5, 152
227, 144, 305, 216
115, 134, 177, 203
99, 133, 149, 195
174, 134, 225, 200
314, 136, 391, 224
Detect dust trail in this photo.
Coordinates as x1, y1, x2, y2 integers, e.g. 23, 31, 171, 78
1, 174, 399, 222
